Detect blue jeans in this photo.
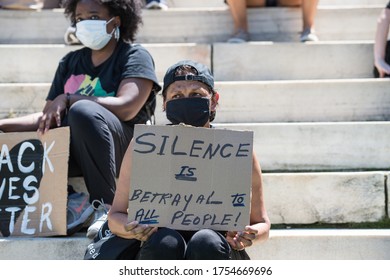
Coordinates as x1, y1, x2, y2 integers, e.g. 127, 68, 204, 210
136, 228, 250, 260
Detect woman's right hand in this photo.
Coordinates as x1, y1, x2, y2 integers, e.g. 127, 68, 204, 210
123, 221, 157, 242
37, 94, 67, 134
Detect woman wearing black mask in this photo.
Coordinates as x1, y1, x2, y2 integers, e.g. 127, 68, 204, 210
104, 60, 271, 260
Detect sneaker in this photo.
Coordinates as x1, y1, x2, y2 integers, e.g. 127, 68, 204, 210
227, 29, 249, 43
145, 0, 168, 10
64, 26, 81, 45
66, 192, 94, 236
86, 199, 110, 239
300, 28, 319, 42
95, 217, 112, 240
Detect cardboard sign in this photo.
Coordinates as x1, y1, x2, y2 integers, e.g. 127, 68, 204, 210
0, 127, 69, 237
128, 124, 253, 231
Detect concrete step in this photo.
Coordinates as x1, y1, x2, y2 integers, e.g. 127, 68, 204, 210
214, 121, 390, 172
158, 79, 390, 123
213, 41, 375, 81
0, 6, 381, 44
0, 83, 48, 118
0, 43, 210, 83
70, 171, 388, 225
0, 41, 375, 83
1, 229, 389, 260
2, 79, 390, 123
247, 229, 390, 260
138, 6, 380, 43
262, 171, 387, 224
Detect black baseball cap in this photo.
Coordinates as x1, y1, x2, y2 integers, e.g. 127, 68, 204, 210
162, 60, 214, 94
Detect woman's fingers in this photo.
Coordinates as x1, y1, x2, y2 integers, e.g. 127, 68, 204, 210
125, 221, 156, 241
226, 228, 257, 251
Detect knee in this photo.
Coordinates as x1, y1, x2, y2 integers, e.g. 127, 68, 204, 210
68, 100, 105, 134
186, 229, 230, 260
68, 100, 95, 124
138, 228, 185, 260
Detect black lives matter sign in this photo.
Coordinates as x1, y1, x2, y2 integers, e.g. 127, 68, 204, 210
0, 128, 69, 237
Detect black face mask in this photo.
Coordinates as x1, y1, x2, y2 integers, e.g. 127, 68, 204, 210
166, 98, 210, 127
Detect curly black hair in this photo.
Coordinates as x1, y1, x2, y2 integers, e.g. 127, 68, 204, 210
61, 0, 143, 42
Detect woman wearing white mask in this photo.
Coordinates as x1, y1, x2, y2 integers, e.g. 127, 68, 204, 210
0, 0, 161, 239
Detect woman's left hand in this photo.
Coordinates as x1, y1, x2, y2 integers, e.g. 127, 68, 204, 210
226, 226, 258, 251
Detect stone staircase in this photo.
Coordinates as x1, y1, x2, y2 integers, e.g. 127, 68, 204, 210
1, 0, 390, 260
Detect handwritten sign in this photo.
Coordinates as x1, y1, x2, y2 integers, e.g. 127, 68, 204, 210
0, 127, 69, 237
128, 124, 253, 231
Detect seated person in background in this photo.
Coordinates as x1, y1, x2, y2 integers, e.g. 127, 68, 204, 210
374, 1, 390, 78
0, 0, 161, 239
144, 0, 168, 10
0, 0, 59, 10
107, 60, 271, 259
225, 0, 319, 43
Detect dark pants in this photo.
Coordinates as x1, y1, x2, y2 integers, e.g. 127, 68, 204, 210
65, 100, 135, 204
135, 228, 250, 260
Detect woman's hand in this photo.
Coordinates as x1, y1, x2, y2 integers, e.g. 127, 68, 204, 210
37, 94, 67, 134
124, 221, 157, 242
375, 59, 390, 78
226, 226, 258, 251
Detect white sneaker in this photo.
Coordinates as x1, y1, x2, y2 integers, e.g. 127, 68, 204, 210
64, 26, 80, 45
86, 199, 109, 239
227, 29, 249, 43
300, 28, 319, 42
145, 0, 168, 10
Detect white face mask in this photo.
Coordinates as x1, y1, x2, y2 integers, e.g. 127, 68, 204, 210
76, 18, 116, 50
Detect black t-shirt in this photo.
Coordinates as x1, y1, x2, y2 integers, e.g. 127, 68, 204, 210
387, 1, 390, 9
47, 41, 161, 123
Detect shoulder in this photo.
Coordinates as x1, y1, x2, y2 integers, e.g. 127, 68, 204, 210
63, 46, 89, 59
115, 42, 156, 68
117, 41, 152, 58
117, 42, 158, 75
59, 46, 88, 66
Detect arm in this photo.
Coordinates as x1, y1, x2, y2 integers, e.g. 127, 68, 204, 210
108, 140, 157, 240
374, 7, 390, 78
226, 151, 271, 250
0, 91, 68, 133
66, 77, 154, 122
0, 112, 43, 132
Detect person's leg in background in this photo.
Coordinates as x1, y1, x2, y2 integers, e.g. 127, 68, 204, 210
226, 0, 267, 43
301, 0, 319, 41
226, 0, 318, 43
